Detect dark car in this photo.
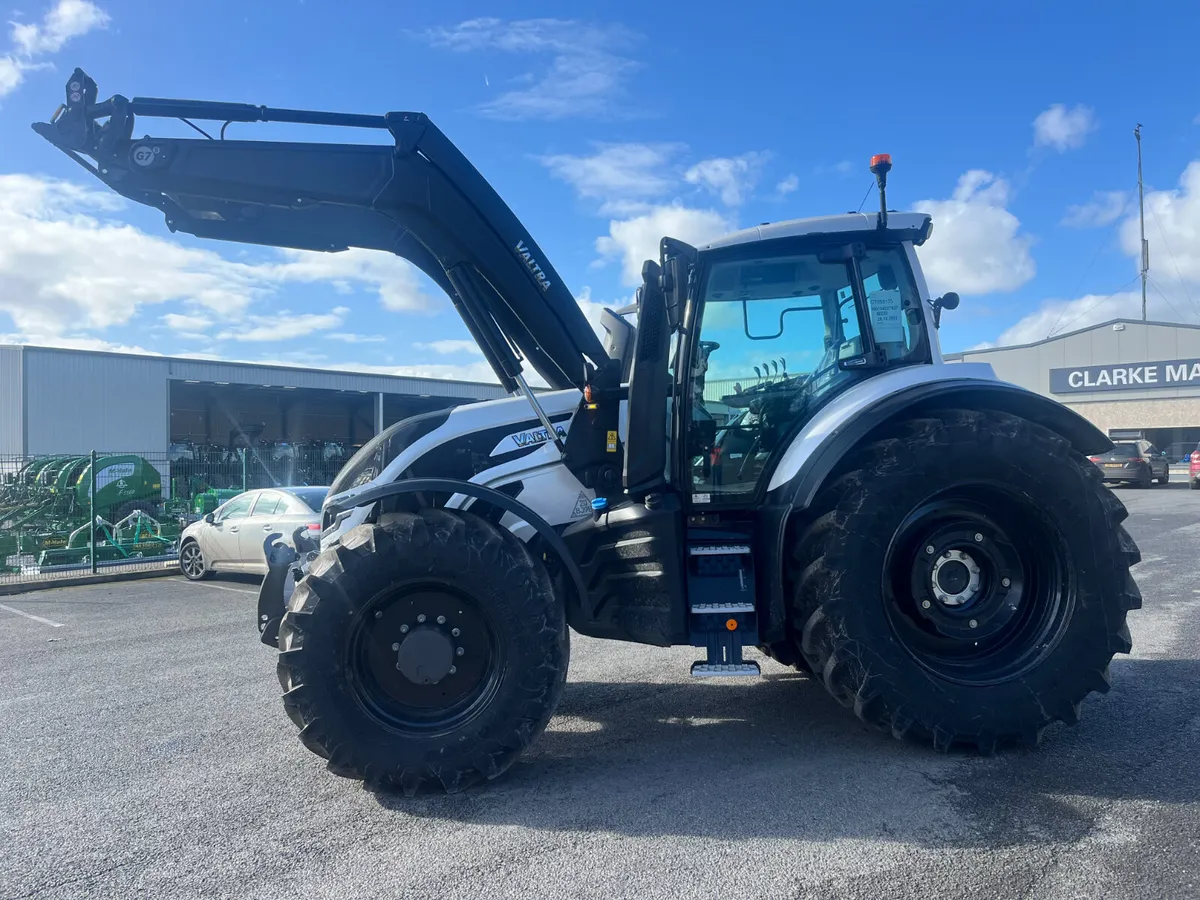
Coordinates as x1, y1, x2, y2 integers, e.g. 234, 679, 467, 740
1089, 440, 1170, 488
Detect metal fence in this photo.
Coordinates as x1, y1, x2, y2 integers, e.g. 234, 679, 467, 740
0, 446, 346, 587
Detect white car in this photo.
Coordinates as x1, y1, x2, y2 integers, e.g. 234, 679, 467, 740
178, 486, 328, 580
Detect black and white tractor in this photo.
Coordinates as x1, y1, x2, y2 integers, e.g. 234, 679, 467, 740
35, 70, 1142, 794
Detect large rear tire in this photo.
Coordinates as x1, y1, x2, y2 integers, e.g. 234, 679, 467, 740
275, 509, 568, 794
788, 408, 1141, 752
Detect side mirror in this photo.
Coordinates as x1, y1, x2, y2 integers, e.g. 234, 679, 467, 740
659, 237, 697, 332
204, 512, 215, 524
931, 292, 960, 328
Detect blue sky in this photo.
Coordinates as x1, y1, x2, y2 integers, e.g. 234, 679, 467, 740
2, 0, 1200, 382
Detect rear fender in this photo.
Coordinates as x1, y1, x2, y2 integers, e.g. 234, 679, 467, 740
756, 373, 1112, 643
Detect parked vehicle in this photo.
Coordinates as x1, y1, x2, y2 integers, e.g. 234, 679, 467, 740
178, 486, 328, 580
1089, 441, 1170, 487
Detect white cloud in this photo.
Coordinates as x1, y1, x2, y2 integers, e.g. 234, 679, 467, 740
775, 174, 799, 197
1033, 103, 1096, 152
161, 312, 212, 332
266, 248, 437, 313
539, 142, 682, 210
0, 174, 264, 332
0, 330, 164, 356
912, 170, 1035, 296
11, 0, 109, 55
326, 332, 386, 343
424, 18, 640, 120
1062, 190, 1129, 228
217, 308, 349, 342
993, 292, 1141, 345
0, 56, 22, 95
414, 339, 483, 355
987, 156, 1200, 346
1118, 160, 1200, 282
596, 204, 733, 286
683, 152, 770, 206
1, 1, 108, 98
0, 174, 439, 340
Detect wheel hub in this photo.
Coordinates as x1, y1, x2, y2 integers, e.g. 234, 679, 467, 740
392, 627, 455, 685
884, 488, 1073, 685
930, 549, 980, 607
350, 586, 499, 732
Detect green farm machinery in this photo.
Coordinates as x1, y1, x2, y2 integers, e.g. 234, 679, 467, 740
0, 453, 178, 573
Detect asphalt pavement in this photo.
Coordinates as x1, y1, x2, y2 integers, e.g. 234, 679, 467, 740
0, 480, 1197, 900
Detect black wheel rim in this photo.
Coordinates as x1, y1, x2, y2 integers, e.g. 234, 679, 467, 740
181, 543, 204, 578
882, 483, 1074, 686
346, 581, 504, 735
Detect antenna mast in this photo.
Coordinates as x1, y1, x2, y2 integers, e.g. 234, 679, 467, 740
1135, 124, 1148, 321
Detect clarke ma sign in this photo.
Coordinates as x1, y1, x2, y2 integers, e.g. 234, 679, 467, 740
1049, 358, 1200, 394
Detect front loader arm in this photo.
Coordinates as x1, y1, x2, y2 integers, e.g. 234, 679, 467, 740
32, 68, 613, 392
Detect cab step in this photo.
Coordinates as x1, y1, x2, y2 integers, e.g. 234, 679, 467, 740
686, 530, 761, 678
691, 661, 761, 677
691, 601, 755, 614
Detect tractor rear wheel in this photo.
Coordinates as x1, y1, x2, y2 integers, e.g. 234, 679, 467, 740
788, 408, 1141, 752
275, 508, 568, 794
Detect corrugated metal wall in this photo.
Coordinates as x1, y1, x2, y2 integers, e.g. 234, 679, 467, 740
948, 321, 1200, 401
0, 346, 22, 454
24, 349, 170, 454
9, 345, 508, 457
163, 358, 508, 400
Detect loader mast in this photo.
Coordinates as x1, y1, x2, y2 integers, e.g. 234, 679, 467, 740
32, 69, 615, 397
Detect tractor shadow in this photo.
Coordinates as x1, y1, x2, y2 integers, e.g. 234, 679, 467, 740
370, 655, 1200, 849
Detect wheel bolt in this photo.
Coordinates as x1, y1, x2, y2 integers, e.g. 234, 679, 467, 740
1002, 577, 1011, 587
974, 533, 983, 542
395, 663, 402, 670
449, 666, 457, 675
400, 624, 409, 634
417, 614, 426, 623
391, 642, 400, 651
374, 611, 383, 619
926, 545, 935, 555
451, 628, 460, 637
456, 647, 464, 656
922, 599, 932, 609
969, 619, 978, 628
437, 615, 446, 625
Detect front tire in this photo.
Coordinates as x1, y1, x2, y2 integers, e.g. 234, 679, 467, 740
179, 539, 210, 580
788, 408, 1141, 752
275, 509, 569, 794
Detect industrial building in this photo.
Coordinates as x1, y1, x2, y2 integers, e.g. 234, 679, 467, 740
0, 344, 505, 490
945, 318, 1200, 458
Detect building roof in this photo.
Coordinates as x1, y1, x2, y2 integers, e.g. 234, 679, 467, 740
0, 343, 509, 400
943, 318, 1200, 360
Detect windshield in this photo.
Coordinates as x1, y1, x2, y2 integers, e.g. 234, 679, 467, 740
687, 243, 929, 502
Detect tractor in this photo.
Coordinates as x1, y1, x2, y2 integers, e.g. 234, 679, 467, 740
34, 69, 1142, 795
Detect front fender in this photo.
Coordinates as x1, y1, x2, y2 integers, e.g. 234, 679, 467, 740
755, 369, 1111, 644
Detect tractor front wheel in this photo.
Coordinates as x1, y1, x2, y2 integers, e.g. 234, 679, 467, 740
788, 408, 1141, 752
275, 509, 568, 794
